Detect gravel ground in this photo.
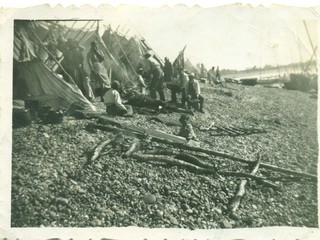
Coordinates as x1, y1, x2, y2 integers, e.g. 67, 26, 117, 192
11, 82, 318, 228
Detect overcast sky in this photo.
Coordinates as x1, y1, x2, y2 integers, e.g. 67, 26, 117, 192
97, 5, 318, 70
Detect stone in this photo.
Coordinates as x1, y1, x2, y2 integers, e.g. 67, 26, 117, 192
213, 208, 222, 215
230, 212, 240, 221
186, 209, 193, 214
91, 219, 102, 226
169, 216, 179, 225
143, 193, 156, 204
221, 219, 233, 228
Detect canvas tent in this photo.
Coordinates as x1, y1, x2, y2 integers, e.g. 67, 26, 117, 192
13, 19, 165, 111
184, 58, 200, 77
13, 20, 96, 111
101, 27, 163, 85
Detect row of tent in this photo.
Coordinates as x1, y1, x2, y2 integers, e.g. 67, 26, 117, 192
13, 20, 203, 112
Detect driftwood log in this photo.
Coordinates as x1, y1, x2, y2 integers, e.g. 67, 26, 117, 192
229, 158, 261, 213
124, 138, 141, 157
83, 138, 114, 168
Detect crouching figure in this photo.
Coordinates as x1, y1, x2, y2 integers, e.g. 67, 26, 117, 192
178, 114, 199, 141
104, 80, 133, 116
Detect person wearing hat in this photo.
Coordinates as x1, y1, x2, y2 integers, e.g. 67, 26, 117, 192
87, 40, 111, 101
185, 73, 205, 113
144, 52, 165, 101
178, 114, 199, 141
103, 80, 132, 116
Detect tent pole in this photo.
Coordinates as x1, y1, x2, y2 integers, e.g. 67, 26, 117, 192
73, 20, 92, 41
113, 29, 139, 78
61, 20, 77, 39
77, 21, 96, 44
140, 39, 164, 67
97, 33, 135, 86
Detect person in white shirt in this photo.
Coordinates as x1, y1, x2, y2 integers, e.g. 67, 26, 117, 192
103, 81, 129, 116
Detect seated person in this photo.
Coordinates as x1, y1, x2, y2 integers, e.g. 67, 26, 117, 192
178, 114, 199, 141
185, 73, 205, 113
103, 80, 132, 116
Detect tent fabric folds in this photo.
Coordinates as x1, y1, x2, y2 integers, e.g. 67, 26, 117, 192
13, 21, 96, 111
13, 60, 96, 111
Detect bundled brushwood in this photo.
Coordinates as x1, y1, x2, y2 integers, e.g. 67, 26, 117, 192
132, 153, 278, 189
229, 157, 261, 212
90, 123, 317, 181
161, 140, 317, 181
147, 149, 216, 169
131, 153, 214, 174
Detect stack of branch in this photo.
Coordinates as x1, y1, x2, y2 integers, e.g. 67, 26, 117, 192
87, 118, 317, 212
88, 119, 317, 184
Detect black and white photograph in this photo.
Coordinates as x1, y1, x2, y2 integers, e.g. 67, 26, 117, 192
0, 1, 319, 239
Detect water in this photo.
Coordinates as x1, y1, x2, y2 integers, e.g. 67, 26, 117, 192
223, 65, 317, 81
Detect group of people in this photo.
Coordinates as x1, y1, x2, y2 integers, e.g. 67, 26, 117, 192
48, 38, 202, 141
48, 35, 207, 116
144, 53, 205, 113
47, 36, 110, 102
207, 66, 221, 85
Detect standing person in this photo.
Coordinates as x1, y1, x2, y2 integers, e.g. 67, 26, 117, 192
103, 80, 132, 116
73, 41, 94, 100
137, 68, 147, 95
163, 57, 173, 83
179, 68, 189, 106
210, 66, 216, 84
216, 66, 221, 82
185, 73, 205, 113
58, 38, 76, 84
167, 67, 188, 105
87, 40, 111, 101
144, 52, 165, 102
